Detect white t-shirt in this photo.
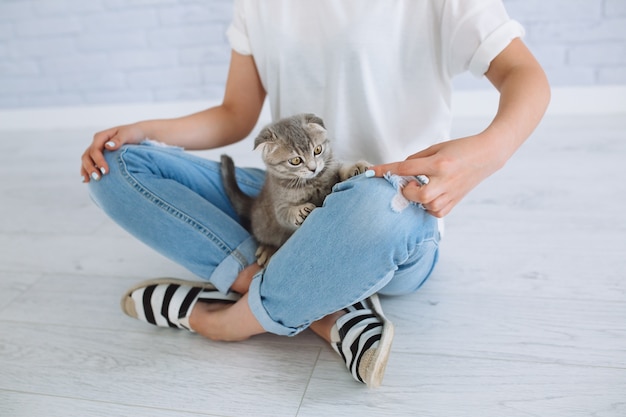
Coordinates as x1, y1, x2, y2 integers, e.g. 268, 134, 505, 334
227, 0, 524, 164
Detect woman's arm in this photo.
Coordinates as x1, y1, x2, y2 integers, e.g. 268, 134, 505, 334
81, 51, 266, 182
478, 38, 552, 170
368, 39, 551, 217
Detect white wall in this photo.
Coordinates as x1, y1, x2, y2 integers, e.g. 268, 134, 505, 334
0, 0, 624, 126
0, 0, 233, 109
455, 0, 626, 90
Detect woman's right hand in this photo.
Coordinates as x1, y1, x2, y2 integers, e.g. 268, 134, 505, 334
81, 123, 146, 183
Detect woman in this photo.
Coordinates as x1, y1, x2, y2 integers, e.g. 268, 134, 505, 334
81, 1, 550, 387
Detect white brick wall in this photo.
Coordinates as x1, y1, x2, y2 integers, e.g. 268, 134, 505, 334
0, 0, 624, 109
0, 0, 232, 108
454, 0, 626, 89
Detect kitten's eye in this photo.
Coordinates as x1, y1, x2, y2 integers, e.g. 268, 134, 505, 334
288, 157, 302, 166
314, 145, 323, 155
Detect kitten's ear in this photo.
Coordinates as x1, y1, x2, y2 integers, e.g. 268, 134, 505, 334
254, 127, 277, 150
304, 113, 325, 129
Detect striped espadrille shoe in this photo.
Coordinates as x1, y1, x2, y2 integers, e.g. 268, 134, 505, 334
330, 294, 394, 388
120, 278, 240, 331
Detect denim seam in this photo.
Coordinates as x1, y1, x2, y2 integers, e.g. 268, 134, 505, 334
116, 147, 247, 265
143, 144, 263, 190
411, 236, 440, 288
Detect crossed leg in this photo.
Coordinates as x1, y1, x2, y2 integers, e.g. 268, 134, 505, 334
189, 263, 340, 343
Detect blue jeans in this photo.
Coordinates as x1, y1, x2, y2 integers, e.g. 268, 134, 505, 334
89, 142, 440, 336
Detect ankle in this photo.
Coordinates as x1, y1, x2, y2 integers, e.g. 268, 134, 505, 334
190, 295, 265, 342
310, 311, 345, 343
230, 263, 261, 294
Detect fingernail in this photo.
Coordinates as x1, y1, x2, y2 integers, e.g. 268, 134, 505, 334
99, 167, 106, 175
105, 141, 115, 148
415, 175, 430, 185
91, 172, 100, 181
365, 170, 375, 178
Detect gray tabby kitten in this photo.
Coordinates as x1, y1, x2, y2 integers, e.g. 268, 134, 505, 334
221, 113, 370, 266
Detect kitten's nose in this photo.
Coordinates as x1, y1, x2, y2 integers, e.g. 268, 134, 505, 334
307, 162, 317, 172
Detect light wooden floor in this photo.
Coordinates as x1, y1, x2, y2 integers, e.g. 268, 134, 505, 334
0, 114, 624, 417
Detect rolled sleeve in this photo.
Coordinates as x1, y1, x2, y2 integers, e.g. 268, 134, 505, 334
226, 0, 252, 55
468, 19, 525, 76
445, 0, 525, 77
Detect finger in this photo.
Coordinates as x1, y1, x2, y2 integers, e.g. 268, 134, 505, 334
405, 144, 439, 161
80, 166, 90, 183
366, 159, 427, 178
405, 183, 453, 218
402, 180, 445, 208
426, 198, 453, 218
81, 128, 124, 183
80, 152, 94, 183
90, 148, 109, 176
81, 148, 107, 182
104, 138, 120, 150
424, 195, 451, 215
82, 165, 101, 182
83, 162, 103, 182
93, 132, 120, 174
93, 127, 123, 151
401, 181, 431, 203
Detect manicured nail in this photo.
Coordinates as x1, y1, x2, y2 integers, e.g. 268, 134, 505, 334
105, 141, 115, 148
91, 172, 100, 181
414, 175, 430, 185
365, 170, 375, 178
99, 167, 106, 175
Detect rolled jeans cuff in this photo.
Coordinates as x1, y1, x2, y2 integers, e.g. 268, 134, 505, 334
247, 274, 301, 336
211, 236, 258, 294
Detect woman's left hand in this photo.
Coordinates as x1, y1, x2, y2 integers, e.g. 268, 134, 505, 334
368, 39, 550, 218
367, 134, 504, 218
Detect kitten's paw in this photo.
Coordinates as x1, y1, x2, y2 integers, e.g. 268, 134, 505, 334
340, 160, 372, 181
294, 203, 316, 226
255, 245, 277, 267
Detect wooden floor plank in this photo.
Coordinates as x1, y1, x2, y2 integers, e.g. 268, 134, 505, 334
1, 115, 624, 416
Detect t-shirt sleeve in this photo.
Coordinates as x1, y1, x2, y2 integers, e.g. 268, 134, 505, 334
443, 0, 525, 78
226, 0, 252, 55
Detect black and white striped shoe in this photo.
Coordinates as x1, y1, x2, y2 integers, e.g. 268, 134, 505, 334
120, 278, 240, 331
330, 294, 394, 388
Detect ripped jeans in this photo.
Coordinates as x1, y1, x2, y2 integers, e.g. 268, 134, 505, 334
88, 142, 440, 336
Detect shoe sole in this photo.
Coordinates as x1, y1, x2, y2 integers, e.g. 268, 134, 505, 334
362, 294, 395, 388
